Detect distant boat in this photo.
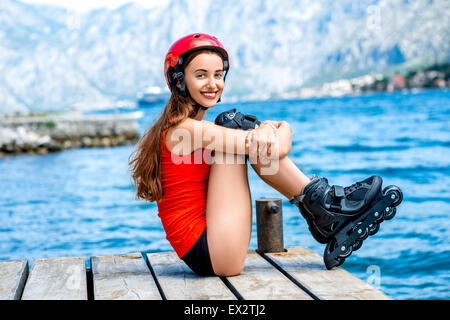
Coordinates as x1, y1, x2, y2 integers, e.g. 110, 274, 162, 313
137, 86, 170, 106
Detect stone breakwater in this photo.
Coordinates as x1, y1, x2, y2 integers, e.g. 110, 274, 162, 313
0, 111, 142, 156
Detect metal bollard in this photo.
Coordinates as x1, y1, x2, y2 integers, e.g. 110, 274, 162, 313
256, 197, 285, 253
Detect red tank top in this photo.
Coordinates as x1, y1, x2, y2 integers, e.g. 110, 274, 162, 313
156, 129, 212, 258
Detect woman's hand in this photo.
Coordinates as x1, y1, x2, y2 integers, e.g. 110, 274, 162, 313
248, 120, 292, 162
247, 120, 288, 163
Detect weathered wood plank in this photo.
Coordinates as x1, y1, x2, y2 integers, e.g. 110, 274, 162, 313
266, 246, 391, 300
147, 252, 236, 300
91, 252, 161, 300
21, 256, 87, 300
0, 260, 29, 300
226, 251, 312, 300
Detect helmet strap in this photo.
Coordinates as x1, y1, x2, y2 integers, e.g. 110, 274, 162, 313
190, 104, 208, 119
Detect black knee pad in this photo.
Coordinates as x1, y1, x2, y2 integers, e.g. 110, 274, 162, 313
214, 108, 261, 130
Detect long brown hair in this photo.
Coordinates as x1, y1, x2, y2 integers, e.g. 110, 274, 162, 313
129, 49, 223, 203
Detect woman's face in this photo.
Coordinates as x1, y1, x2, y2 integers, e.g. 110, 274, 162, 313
182, 52, 225, 108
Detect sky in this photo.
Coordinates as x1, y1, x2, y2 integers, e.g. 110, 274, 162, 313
19, 0, 168, 12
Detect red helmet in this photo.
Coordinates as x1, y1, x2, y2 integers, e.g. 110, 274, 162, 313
164, 33, 230, 94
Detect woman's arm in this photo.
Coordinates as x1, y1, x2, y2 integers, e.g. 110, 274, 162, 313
166, 118, 249, 155
166, 117, 291, 159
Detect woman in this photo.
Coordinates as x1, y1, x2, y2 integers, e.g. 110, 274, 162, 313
129, 34, 402, 275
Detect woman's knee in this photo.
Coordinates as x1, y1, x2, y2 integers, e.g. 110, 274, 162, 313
209, 241, 247, 277
212, 259, 245, 277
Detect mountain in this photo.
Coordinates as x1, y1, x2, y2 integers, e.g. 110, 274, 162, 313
1, 0, 449, 114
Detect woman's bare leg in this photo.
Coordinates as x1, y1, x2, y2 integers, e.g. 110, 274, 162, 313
206, 152, 252, 276
250, 155, 311, 199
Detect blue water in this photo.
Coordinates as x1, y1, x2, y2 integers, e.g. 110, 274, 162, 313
1, 90, 449, 300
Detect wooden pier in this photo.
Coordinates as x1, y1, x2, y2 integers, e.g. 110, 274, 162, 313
0, 198, 391, 300
0, 246, 390, 300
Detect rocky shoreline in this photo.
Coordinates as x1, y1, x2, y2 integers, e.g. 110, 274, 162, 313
0, 111, 142, 156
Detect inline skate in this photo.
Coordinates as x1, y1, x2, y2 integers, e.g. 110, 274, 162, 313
214, 108, 260, 130
290, 175, 403, 269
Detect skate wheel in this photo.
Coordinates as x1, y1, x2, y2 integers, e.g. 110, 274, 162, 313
383, 185, 403, 207
352, 240, 363, 251
356, 227, 369, 241
374, 210, 385, 223
384, 207, 396, 220
339, 245, 353, 258
368, 223, 380, 235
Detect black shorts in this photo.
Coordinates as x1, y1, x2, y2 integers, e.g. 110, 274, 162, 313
181, 229, 215, 276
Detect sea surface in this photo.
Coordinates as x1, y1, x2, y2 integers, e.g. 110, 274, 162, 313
1, 89, 449, 300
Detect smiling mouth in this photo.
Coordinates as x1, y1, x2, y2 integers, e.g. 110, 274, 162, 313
201, 91, 218, 99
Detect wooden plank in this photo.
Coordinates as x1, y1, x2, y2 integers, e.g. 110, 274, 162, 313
21, 256, 87, 300
0, 260, 29, 300
265, 246, 391, 300
91, 252, 161, 300
226, 251, 312, 300
147, 252, 236, 300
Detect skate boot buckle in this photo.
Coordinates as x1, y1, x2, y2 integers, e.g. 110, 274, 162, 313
330, 185, 345, 211
332, 185, 345, 198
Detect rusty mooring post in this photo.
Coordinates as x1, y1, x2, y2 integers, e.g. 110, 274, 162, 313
256, 197, 285, 253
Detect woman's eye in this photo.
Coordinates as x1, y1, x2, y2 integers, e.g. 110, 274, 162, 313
195, 73, 223, 79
